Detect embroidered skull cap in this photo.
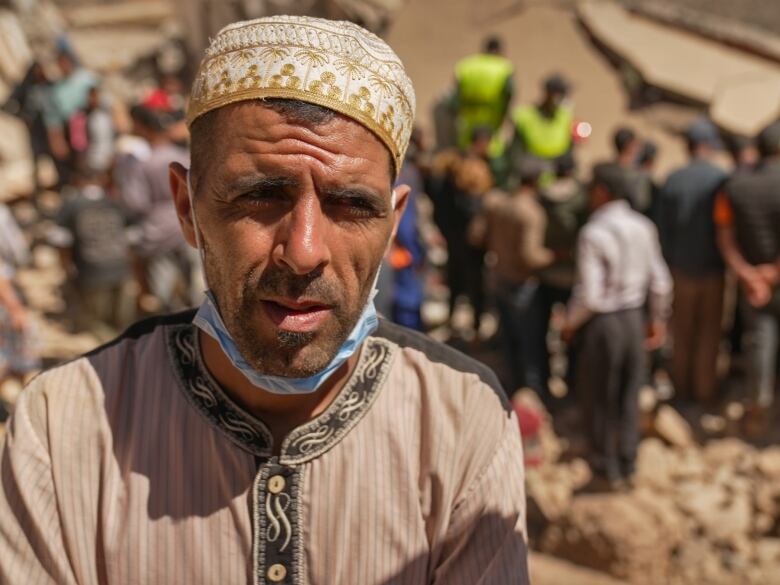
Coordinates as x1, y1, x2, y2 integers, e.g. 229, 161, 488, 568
187, 15, 416, 173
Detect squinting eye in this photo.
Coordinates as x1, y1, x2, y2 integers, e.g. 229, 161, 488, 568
327, 198, 381, 218
241, 190, 286, 207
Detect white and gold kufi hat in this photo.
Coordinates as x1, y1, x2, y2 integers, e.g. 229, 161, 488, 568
187, 15, 416, 172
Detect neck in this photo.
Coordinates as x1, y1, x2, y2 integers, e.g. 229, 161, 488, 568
198, 329, 360, 447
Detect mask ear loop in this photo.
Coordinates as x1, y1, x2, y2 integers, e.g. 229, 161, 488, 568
187, 170, 212, 293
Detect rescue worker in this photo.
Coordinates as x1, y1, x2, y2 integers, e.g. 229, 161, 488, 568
453, 36, 514, 159
511, 74, 573, 166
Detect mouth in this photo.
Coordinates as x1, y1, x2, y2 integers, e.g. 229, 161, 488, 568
261, 298, 333, 333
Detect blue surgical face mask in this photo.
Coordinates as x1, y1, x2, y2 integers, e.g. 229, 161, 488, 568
186, 171, 394, 395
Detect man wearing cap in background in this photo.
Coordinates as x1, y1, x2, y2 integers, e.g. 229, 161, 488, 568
0, 16, 529, 585
715, 121, 780, 430
656, 118, 728, 405
565, 163, 672, 489
510, 74, 573, 173
453, 36, 514, 160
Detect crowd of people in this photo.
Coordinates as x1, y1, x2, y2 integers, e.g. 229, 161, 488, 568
391, 35, 780, 489
0, 46, 201, 390
2, 34, 780, 493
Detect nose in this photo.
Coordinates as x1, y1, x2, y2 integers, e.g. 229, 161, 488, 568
272, 193, 330, 275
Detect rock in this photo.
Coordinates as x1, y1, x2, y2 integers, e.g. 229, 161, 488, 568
634, 438, 674, 490
670, 447, 707, 481
526, 458, 592, 541
676, 481, 726, 519
755, 538, 780, 566
754, 513, 775, 536
653, 405, 694, 448
0, 378, 22, 406
700, 414, 727, 434
541, 493, 680, 584
529, 552, 628, 585
638, 385, 657, 413
757, 447, 780, 480
754, 482, 780, 515
677, 482, 752, 545
703, 438, 757, 476
670, 539, 730, 585
725, 401, 745, 421
527, 468, 573, 525
746, 539, 780, 585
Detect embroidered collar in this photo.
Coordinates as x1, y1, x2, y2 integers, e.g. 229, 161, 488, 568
166, 324, 393, 465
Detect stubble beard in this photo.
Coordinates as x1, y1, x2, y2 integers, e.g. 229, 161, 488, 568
209, 260, 372, 378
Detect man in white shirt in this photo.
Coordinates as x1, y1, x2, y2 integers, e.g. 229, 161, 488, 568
565, 162, 672, 488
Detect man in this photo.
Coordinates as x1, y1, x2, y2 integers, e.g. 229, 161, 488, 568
565, 163, 672, 488
656, 119, 728, 404
470, 158, 554, 399
118, 104, 201, 313
51, 161, 134, 341
389, 129, 426, 331
510, 74, 573, 167
430, 126, 494, 337
611, 126, 651, 212
2, 60, 53, 195
0, 16, 529, 584
43, 50, 98, 187
715, 121, 780, 423
453, 36, 514, 159
537, 153, 587, 400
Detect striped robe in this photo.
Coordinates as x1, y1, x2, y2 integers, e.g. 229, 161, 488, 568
0, 312, 529, 584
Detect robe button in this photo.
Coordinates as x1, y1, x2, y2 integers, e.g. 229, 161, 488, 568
268, 475, 286, 494
267, 563, 287, 582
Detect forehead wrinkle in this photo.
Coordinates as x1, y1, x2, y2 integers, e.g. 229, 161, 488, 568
206, 105, 392, 188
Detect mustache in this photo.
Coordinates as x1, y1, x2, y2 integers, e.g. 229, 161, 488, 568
248, 265, 342, 305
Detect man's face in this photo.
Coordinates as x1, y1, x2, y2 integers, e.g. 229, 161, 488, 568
172, 103, 407, 378
544, 90, 565, 110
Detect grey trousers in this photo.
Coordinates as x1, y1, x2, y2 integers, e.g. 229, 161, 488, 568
576, 309, 646, 480
742, 303, 780, 408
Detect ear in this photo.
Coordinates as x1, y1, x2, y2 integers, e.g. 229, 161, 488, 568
388, 184, 411, 247
169, 162, 197, 248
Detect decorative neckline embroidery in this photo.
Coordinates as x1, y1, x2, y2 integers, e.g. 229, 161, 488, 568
166, 324, 394, 464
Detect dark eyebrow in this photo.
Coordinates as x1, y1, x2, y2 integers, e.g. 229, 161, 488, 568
228, 175, 301, 194
322, 186, 387, 207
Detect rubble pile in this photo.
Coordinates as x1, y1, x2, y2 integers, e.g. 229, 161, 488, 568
525, 395, 780, 584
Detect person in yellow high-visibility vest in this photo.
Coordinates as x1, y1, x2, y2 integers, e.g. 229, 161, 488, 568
511, 74, 573, 164
453, 36, 514, 158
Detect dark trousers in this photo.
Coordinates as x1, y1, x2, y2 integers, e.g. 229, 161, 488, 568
496, 280, 547, 398
538, 283, 575, 396
742, 301, 780, 408
447, 241, 485, 330
576, 309, 645, 480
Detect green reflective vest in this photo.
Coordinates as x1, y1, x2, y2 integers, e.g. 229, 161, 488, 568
454, 53, 514, 151
512, 105, 573, 159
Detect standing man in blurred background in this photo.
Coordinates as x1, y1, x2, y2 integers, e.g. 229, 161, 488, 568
656, 119, 728, 406
566, 163, 672, 489
510, 74, 573, 172
716, 121, 780, 429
